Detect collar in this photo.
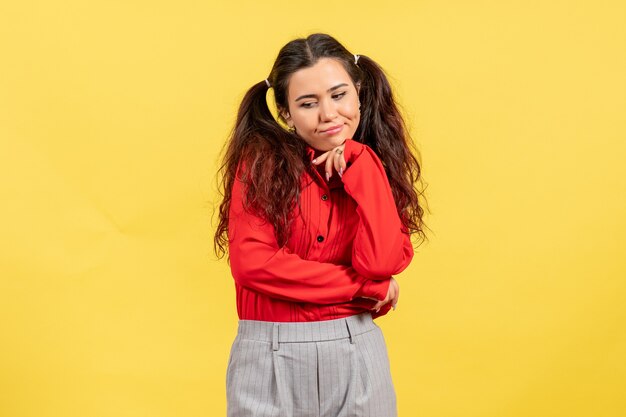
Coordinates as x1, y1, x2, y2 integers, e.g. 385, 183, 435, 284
306, 145, 315, 161
305, 145, 327, 162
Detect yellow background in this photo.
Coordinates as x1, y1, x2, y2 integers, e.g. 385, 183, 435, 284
1, 1, 625, 416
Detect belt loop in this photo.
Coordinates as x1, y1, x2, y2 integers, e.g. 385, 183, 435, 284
272, 323, 280, 351
345, 319, 355, 344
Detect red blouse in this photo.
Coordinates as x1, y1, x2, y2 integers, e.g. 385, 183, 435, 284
228, 138, 414, 322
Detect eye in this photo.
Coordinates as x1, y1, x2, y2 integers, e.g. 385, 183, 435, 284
300, 92, 347, 108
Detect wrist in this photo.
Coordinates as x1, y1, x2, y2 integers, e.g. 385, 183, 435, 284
354, 278, 391, 301
341, 138, 365, 167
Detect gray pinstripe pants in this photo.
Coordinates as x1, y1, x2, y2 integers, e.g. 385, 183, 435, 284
226, 312, 397, 417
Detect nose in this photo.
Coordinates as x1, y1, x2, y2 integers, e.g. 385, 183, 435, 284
319, 98, 337, 121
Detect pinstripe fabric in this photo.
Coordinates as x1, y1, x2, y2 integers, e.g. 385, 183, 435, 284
226, 312, 397, 417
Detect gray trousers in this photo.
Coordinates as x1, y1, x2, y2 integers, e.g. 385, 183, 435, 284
226, 312, 397, 417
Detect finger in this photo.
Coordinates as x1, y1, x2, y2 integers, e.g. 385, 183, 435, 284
334, 151, 342, 175
372, 300, 386, 311
312, 152, 330, 165
325, 153, 335, 181
392, 284, 400, 310
339, 154, 346, 176
376, 304, 393, 316
392, 278, 399, 293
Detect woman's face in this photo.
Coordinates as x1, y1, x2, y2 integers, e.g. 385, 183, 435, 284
281, 57, 361, 152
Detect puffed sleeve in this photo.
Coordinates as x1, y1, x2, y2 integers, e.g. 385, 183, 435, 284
340, 139, 415, 279
228, 160, 392, 304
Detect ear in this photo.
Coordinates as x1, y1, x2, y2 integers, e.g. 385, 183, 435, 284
280, 109, 293, 127
356, 82, 361, 94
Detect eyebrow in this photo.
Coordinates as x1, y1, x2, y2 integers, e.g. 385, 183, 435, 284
294, 83, 349, 102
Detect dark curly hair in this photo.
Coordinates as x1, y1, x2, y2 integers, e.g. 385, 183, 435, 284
213, 33, 429, 259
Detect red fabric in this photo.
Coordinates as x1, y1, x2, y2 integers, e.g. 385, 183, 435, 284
228, 138, 414, 322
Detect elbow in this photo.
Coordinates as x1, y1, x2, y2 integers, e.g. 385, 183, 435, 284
228, 236, 283, 288
352, 252, 413, 279
229, 254, 260, 287
352, 261, 391, 279
352, 239, 414, 279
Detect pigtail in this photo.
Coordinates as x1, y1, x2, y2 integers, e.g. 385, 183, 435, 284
213, 80, 306, 259
354, 55, 427, 243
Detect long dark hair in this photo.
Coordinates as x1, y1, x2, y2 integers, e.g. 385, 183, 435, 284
213, 33, 429, 259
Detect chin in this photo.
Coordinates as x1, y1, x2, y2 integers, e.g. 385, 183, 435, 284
328, 136, 347, 147
306, 132, 352, 151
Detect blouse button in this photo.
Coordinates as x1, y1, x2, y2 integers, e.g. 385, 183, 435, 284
321, 194, 328, 201
316, 235, 325, 243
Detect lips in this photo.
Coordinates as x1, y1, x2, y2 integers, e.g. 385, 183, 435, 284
321, 124, 343, 134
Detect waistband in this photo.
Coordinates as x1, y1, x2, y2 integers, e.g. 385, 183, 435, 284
236, 312, 376, 350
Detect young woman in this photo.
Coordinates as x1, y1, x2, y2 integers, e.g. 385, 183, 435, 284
214, 33, 426, 417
